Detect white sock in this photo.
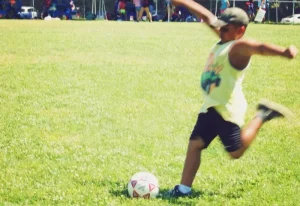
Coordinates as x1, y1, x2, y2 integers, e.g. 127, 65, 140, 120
178, 184, 191, 194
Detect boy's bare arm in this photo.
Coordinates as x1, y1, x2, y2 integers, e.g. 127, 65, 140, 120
171, 0, 220, 35
229, 39, 298, 70
231, 39, 298, 58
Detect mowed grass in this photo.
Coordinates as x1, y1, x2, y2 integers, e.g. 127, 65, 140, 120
0, 20, 299, 205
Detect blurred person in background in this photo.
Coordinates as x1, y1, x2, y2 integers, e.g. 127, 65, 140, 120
70, 0, 75, 11
125, 0, 136, 20
66, 0, 75, 19
118, 0, 127, 20
220, 0, 230, 14
245, 0, 254, 21
42, 0, 51, 19
133, 0, 141, 20
137, 0, 152, 22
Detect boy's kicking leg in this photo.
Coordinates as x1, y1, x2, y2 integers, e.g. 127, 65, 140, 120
230, 99, 294, 159
166, 100, 293, 198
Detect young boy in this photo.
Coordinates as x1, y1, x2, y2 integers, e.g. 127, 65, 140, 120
165, 0, 298, 198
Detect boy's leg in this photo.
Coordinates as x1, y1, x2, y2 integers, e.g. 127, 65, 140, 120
165, 138, 205, 198
229, 99, 293, 158
229, 117, 263, 158
166, 109, 219, 198
180, 138, 206, 187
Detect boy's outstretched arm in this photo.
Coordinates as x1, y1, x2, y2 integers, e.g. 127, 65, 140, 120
172, 0, 220, 35
231, 40, 298, 58
229, 40, 298, 70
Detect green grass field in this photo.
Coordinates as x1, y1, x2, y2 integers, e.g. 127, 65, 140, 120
0, 20, 299, 205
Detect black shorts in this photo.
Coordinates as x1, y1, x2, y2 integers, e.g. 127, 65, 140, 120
190, 107, 242, 152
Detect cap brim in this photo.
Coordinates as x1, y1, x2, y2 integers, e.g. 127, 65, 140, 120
210, 19, 228, 28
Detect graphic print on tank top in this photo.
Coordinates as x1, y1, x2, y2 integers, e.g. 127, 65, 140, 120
201, 53, 223, 94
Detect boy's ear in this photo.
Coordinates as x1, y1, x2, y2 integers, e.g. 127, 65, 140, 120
239, 26, 246, 36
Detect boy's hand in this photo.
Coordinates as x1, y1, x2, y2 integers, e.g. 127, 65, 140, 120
284, 46, 298, 59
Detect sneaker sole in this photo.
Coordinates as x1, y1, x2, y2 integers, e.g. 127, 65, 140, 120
258, 99, 295, 120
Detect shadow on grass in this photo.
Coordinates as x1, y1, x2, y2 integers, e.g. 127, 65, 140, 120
108, 182, 128, 197
158, 188, 204, 205
108, 182, 205, 205
77, 179, 243, 203
77, 179, 245, 205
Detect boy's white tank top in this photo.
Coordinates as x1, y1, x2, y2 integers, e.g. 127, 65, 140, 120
200, 40, 249, 127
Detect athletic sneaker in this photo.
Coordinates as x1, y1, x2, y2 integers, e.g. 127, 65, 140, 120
164, 185, 192, 198
257, 99, 294, 122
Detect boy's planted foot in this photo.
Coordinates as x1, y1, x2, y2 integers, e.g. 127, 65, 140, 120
164, 185, 192, 198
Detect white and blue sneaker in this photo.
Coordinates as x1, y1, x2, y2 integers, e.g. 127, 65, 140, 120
164, 185, 192, 198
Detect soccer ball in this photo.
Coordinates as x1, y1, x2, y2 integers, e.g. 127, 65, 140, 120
127, 172, 159, 199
